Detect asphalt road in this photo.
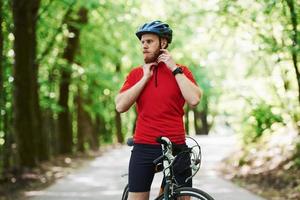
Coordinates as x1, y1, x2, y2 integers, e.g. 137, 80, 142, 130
25, 134, 266, 200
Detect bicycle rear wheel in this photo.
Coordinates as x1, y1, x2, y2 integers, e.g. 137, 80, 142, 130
156, 187, 214, 200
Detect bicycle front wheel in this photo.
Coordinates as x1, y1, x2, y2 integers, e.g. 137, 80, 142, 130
121, 184, 129, 200
156, 187, 214, 200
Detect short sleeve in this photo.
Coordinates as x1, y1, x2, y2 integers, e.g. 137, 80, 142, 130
181, 66, 197, 85
119, 67, 143, 93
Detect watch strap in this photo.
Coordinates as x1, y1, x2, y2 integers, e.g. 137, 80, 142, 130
172, 67, 183, 76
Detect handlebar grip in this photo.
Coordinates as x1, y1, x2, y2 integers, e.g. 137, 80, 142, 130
156, 136, 163, 143
127, 138, 134, 147
195, 158, 201, 165
156, 136, 168, 146
153, 155, 164, 165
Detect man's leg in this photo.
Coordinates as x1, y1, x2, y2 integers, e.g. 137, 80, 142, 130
128, 192, 150, 200
158, 187, 164, 196
128, 144, 161, 200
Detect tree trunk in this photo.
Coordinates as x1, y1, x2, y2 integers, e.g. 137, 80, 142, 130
200, 95, 209, 135
58, 70, 73, 154
193, 108, 201, 135
0, 0, 3, 112
199, 111, 209, 135
185, 106, 190, 135
86, 111, 98, 151
286, 0, 299, 104
12, 0, 41, 168
194, 95, 209, 135
58, 7, 88, 154
76, 89, 85, 152
42, 109, 55, 157
0, 0, 4, 160
34, 64, 48, 161
115, 63, 124, 143
77, 92, 99, 150
95, 115, 105, 145
44, 69, 58, 156
115, 109, 123, 143
2, 114, 11, 172
76, 92, 99, 151
132, 110, 137, 136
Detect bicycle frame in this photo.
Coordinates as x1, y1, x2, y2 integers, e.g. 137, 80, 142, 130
159, 137, 175, 200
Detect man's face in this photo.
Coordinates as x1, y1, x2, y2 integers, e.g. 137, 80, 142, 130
141, 34, 161, 63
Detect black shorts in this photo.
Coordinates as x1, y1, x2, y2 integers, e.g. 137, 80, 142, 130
128, 143, 192, 192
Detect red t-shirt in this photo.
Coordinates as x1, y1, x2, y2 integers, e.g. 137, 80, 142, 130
120, 62, 197, 144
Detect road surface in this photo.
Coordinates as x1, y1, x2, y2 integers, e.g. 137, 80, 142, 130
25, 134, 266, 200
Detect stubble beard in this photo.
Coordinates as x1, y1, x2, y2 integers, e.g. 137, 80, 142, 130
144, 48, 161, 64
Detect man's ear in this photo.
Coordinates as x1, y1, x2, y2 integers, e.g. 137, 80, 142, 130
161, 39, 168, 49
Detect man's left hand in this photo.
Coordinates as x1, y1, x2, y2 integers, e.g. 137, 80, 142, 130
157, 49, 177, 71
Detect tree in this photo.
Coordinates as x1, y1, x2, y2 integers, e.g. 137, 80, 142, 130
0, 0, 3, 111
0, 0, 5, 173
115, 63, 124, 143
12, 0, 41, 167
37, 0, 76, 157
58, 7, 88, 154
76, 86, 99, 152
194, 95, 210, 135
285, 0, 299, 104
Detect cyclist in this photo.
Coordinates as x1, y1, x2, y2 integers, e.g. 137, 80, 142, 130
115, 20, 202, 200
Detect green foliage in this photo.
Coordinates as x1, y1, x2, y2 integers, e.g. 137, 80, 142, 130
294, 142, 300, 168
0, 0, 14, 174
251, 103, 283, 136
242, 102, 283, 144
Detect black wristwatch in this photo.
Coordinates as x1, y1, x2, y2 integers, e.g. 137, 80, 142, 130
172, 67, 183, 76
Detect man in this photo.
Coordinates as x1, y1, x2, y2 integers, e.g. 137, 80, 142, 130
115, 20, 202, 200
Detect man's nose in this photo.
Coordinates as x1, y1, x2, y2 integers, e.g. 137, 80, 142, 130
142, 43, 148, 49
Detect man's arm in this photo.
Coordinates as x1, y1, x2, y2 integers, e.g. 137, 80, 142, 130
115, 62, 156, 113
174, 74, 202, 107
157, 49, 202, 107
115, 76, 148, 113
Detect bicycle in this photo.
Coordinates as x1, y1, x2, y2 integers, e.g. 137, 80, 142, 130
121, 136, 215, 200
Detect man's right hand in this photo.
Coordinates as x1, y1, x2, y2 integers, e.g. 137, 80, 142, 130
115, 62, 157, 113
142, 62, 157, 80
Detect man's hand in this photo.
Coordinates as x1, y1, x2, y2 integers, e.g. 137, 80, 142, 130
157, 49, 177, 71
142, 62, 157, 80
115, 62, 157, 113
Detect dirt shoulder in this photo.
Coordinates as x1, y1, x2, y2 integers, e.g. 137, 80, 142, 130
220, 162, 300, 200
219, 124, 300, 200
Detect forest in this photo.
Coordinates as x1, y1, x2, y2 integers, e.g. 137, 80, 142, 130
0, 0, 299, 199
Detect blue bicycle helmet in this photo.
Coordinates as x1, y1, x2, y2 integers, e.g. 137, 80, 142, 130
136, 20, 173, 43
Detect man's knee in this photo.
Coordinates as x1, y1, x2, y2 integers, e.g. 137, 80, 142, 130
128, 192, 150, 200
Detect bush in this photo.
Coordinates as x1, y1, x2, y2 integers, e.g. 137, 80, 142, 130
294, 142, 300, 168
242, 102, 283, 144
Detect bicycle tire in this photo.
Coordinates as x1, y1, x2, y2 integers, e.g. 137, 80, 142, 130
155, 187, 214, 200
121, 184, 129, 200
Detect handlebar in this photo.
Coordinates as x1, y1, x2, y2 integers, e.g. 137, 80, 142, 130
156, 136, 172, 148
126, 136, 202, 184
156, 136, 202, 184
153, 154, 164, 165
